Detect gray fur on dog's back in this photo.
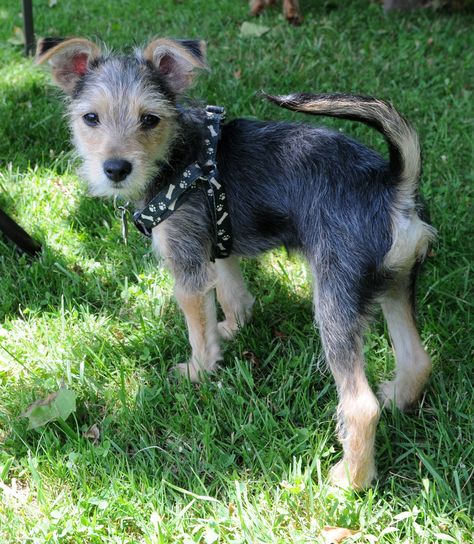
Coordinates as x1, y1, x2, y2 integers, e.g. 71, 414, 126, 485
218, 119, 393, 261
162, 114, 395, 309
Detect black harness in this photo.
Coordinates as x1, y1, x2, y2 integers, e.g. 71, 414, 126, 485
133, 105, 232, 260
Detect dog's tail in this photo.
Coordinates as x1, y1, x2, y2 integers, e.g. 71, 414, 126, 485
263, 92, 420, 194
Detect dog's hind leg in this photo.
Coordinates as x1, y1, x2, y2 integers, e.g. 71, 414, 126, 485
314, 271, 380, 489
173, 285, 222, 383
249, 0, 276, 16
283, 0, 302, 25
215, 256, 255, 340
378, 274, 432, 410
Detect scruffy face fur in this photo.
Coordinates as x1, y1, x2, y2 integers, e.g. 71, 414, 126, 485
36, 37, 207, 200
70, 56, 178, 200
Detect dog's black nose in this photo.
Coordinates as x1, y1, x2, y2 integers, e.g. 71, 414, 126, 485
103, 159, 132, 182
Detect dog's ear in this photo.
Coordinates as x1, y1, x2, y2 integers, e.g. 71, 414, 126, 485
36, 37, 101, 93
144, 38, 208, 95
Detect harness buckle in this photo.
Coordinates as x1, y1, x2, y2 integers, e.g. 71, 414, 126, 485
132, 211, 153, 238
206, 105, 225, 115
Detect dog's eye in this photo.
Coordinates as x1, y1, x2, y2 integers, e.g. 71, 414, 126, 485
83, 113, 100, 127
140, 114, 160, 129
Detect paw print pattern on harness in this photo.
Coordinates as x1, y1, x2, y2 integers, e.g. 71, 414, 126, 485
133, 105, 232, 258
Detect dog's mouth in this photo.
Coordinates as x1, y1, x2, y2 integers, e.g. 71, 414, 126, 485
84, 173, 132, 199
109, 180, 125, 189
81, 159, 151, 201
105, 179, 134, 197
102, 172, 149, 202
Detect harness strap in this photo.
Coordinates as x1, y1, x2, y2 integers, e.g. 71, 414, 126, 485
133, 105, 232, 259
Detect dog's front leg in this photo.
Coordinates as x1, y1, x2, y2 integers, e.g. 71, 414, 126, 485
152, 219, 221, 382
216, 256, 255, 340
173, 284, 222, 383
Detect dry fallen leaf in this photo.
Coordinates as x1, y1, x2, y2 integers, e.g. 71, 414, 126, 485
321, 525, 358, 544
242, 350, 261, 366
22, 388, 77, 430
112, 328, 125, 340
272, 328, 288, 340
83, 423, 100, 444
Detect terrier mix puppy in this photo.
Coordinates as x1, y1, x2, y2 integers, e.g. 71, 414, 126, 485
37, 37, 435, 489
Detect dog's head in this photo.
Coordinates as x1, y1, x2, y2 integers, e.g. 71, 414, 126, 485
37, 37, 207, 200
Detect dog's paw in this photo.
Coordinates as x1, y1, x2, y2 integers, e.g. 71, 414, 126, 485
172, 362, 204, 383
329, 461, 351, 489
378, 379, 420, 411
218, 320, 238, 340
171, 359, 220, 383
329, 459, 376, 491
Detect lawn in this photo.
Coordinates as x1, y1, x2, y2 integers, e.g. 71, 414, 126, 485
0, 0, 473, 542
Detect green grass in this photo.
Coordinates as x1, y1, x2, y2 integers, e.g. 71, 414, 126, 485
0, 0, 473, 542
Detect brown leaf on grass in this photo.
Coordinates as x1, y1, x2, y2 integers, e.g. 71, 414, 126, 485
272, 328, 288, 340
22, 388, 77, 430
112, 328, 125, 340
22, 391, 58, 415
83, 423, 100, 444
51, 177, 74, 196
321, 526, 358, 544
233, 69, 242, 79
243, 350, 261, 366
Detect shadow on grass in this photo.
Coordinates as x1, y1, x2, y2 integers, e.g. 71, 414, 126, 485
1, 249, 451, 503
0, 183, 152, 319
2, 228, 469, 524
0, 253, 325, 467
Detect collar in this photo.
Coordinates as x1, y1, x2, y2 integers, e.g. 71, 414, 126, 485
133, 105, 232, 260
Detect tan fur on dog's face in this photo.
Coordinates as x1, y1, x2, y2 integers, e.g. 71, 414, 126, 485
69, 56, 179, 200
36, 37, 208, 201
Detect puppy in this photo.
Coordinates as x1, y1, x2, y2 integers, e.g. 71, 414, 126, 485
37, 37, 435, 489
